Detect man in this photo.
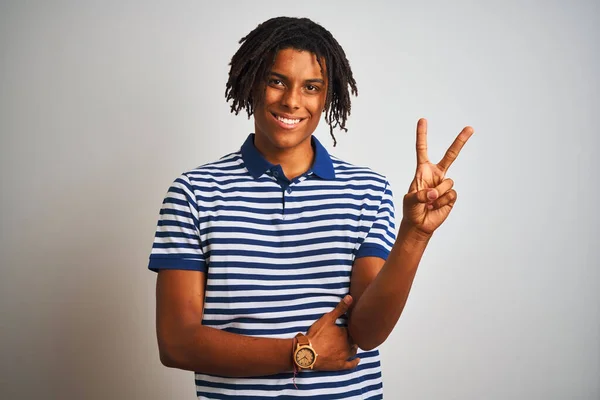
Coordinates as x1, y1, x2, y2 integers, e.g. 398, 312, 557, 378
149, 16, 473, 399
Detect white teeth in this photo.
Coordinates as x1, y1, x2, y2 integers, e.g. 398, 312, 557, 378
276, 115, 301, 125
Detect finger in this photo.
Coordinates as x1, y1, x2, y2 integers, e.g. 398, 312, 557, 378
348, 344, 358, 359
343, 357, 361, 370
328, 295, 353, 321
428, 189, 457, 210
416, 118, 429, 164
424, 179, 454, 209
435, 178, 454, 197
406, 178, 454, 207
437, 126, 474, 172
404, 187, 439, 206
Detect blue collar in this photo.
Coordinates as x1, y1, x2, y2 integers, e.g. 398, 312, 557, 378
240, 133, 335, 180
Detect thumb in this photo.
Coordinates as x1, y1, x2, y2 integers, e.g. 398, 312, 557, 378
329, 295, 353, 320
405, 188, 438, 206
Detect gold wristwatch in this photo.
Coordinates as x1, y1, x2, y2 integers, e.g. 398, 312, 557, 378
293, 333, 318, 370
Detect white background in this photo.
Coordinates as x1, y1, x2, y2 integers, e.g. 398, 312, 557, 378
1, 0, 598, 399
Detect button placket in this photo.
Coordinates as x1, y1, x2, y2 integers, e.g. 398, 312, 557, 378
282, 182, 294, 218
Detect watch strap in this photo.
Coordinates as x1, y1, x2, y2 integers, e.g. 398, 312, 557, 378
295, 333, 310, 347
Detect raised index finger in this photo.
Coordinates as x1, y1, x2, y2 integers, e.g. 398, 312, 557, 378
437, 126, 474, 172
416, 118, 429, 164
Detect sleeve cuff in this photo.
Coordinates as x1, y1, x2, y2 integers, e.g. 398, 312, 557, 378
355, 245, 390, 261
148, 257, 207, 273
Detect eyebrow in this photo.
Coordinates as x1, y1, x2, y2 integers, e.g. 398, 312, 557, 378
270, 72, 325, 85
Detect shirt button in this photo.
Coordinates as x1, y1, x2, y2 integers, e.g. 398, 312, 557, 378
286, 188, 292, 194
273, 171, 279, 177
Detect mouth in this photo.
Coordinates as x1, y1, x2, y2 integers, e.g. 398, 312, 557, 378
270, 112, 305, 129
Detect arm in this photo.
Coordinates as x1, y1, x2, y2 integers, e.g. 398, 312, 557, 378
156, 269, 358, 376
348, 119, 474, 350
348, 222, 429, 350
157, 269, 292, 376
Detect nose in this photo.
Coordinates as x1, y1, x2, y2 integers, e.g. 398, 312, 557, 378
281, 86, 301, 110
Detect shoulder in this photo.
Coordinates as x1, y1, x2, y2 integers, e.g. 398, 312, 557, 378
330, 155, 390, 190
184, 151, 244, 178
175, 150, 251, 189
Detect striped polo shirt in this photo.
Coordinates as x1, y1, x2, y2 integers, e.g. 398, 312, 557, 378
149, 133, 396, 399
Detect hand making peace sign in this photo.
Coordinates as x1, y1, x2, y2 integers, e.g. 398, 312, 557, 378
403, 118, 474, 236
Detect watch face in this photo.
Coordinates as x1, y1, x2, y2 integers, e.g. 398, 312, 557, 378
295, 347, 315, 368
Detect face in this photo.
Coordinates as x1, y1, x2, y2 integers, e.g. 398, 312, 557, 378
253, 48, 328, 157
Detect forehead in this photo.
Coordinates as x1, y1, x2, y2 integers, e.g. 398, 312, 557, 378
270, 48, 326, 78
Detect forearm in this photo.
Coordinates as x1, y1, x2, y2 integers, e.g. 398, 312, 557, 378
159, 324, 293, 377
349, 221, 431, 350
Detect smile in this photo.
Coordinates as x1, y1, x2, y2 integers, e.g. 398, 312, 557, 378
271, 112, 304, 128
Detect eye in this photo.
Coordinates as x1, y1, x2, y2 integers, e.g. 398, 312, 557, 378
306, 84, 319, 91
268, 78, 284, 86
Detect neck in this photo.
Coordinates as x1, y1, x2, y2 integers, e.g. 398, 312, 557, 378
253, 135, 315, 180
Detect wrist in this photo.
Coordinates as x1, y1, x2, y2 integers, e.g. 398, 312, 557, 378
399, 219, 433, 243
293, 333, 318, 370
290, 337, 297, 371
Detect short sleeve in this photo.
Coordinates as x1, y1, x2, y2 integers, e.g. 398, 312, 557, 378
355, 180, 397, 260
148, 173, 207, 273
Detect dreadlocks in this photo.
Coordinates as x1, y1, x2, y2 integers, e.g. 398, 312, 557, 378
225, 17, 358, 147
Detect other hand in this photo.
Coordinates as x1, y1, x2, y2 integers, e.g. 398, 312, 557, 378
306, 295, 359, 371
403, 118, 474, 236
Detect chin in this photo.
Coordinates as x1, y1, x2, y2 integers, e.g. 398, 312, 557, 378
267, 130, 312, 149
256, 120, 313, 148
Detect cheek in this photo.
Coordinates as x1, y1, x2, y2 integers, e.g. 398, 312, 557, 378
263, 87, 282, 106
310, 97, 326, 117
316, 92, 327, 113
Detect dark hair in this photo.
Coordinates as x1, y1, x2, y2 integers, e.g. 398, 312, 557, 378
225, 16, 358, 146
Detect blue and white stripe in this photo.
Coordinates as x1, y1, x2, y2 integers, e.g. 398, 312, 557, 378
149, 134, 396, 399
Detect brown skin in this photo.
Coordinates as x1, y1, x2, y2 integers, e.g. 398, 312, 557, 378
155, 48, 474, 375
157, 270, 358, 376
348, 119, 474, 349
156, 48, 358, 377
252, 48, 328, 179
